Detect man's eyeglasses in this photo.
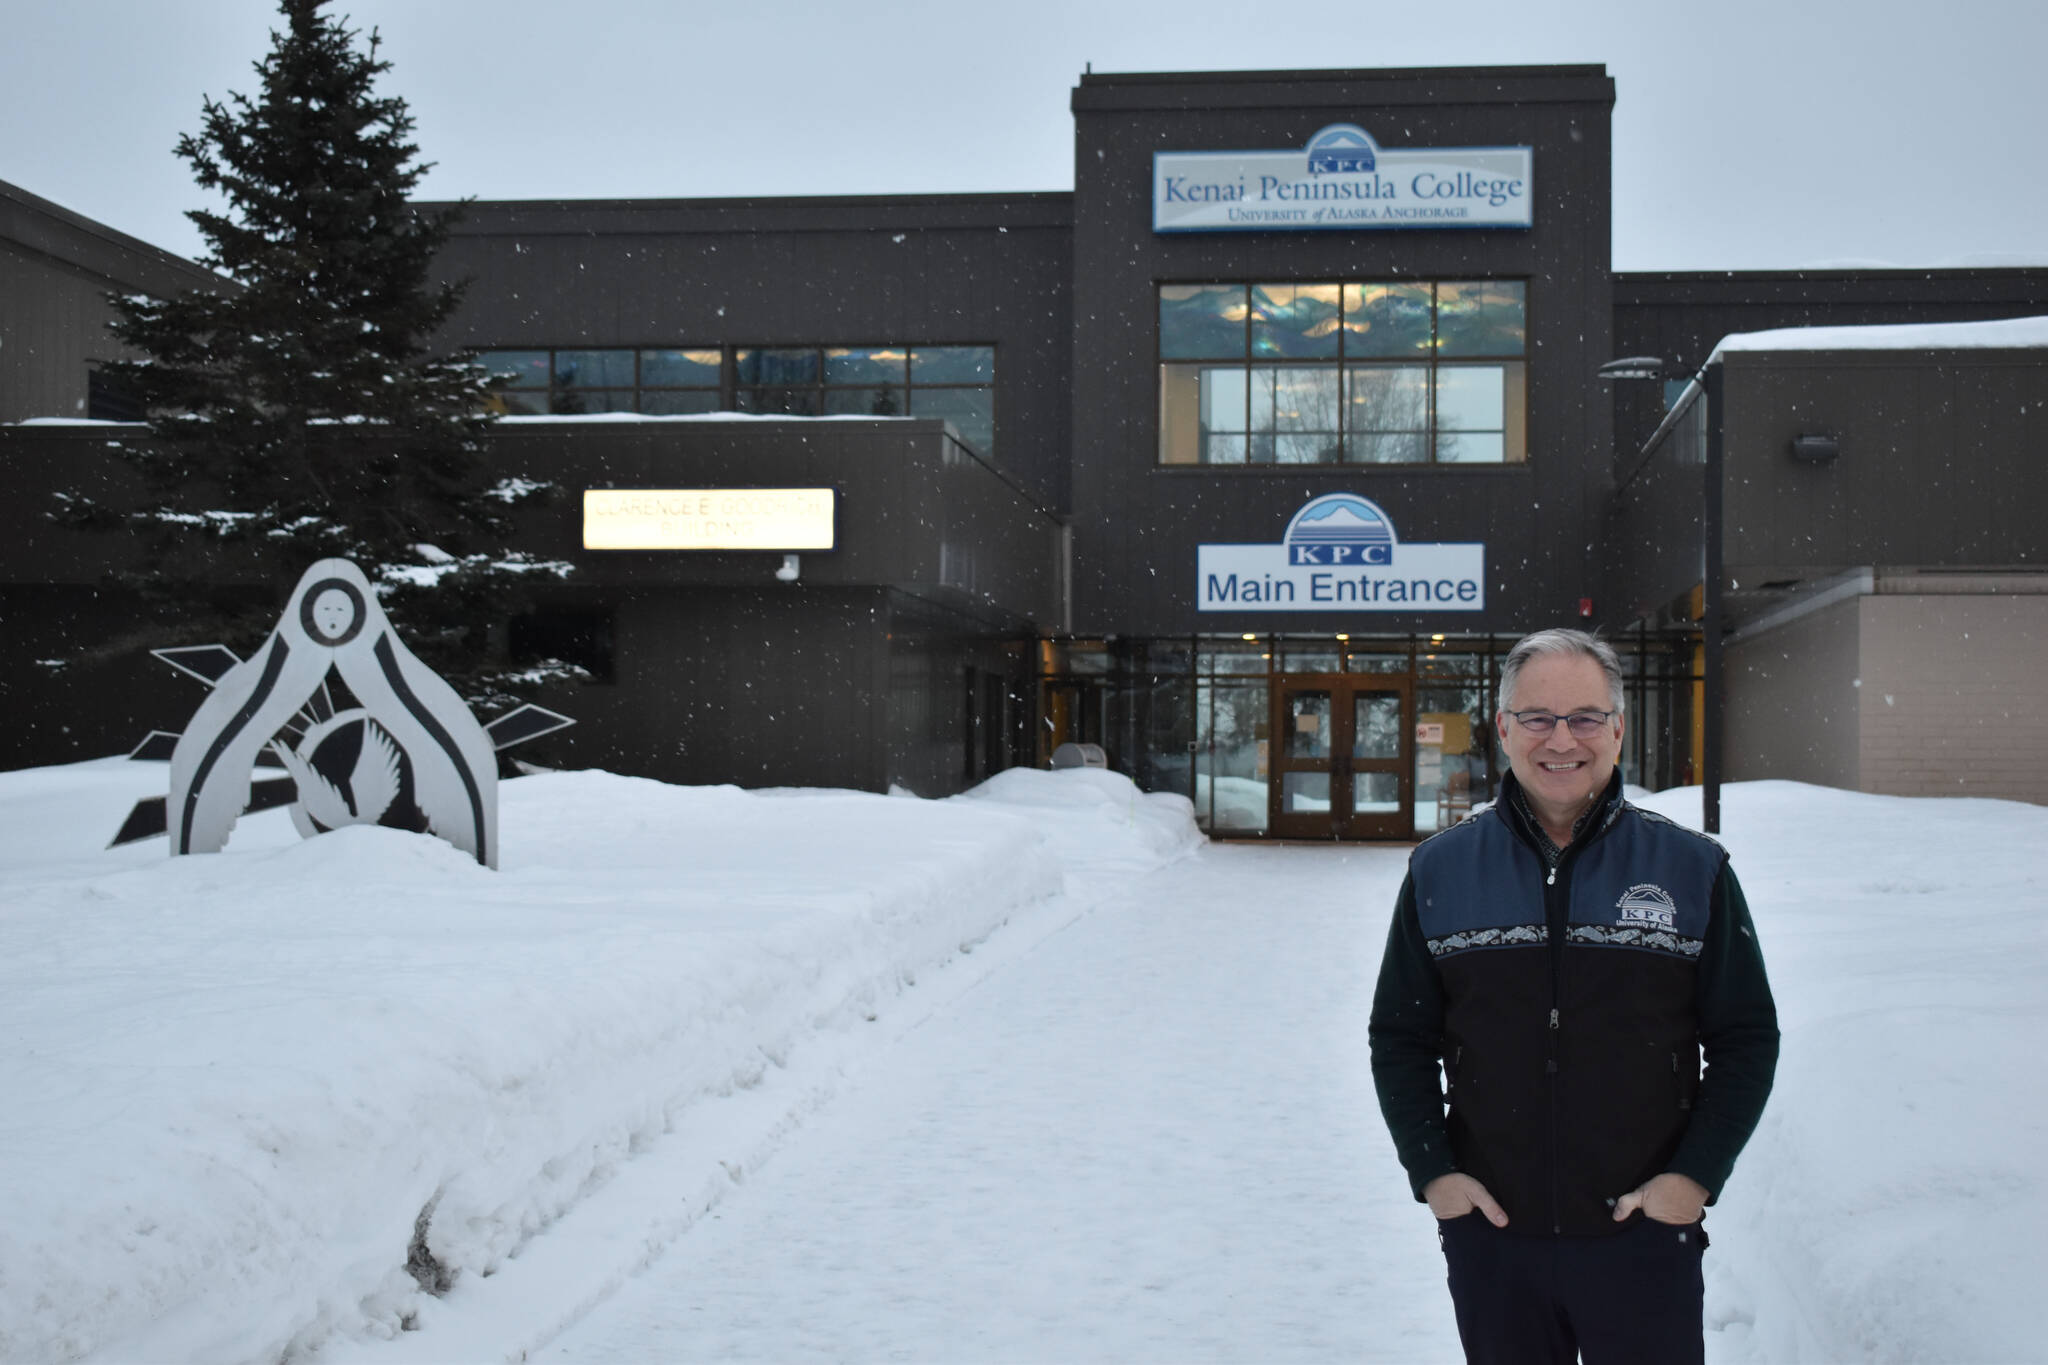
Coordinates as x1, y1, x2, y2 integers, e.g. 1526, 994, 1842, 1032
1506, 709, 1617, 739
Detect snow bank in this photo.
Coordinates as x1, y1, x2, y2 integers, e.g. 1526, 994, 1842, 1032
1635, 781, 2048, 1363
955, 767, 1204, 882
0, 759, 1197, 1365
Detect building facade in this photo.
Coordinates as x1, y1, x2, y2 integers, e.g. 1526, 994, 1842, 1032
4, 65, 2045, 835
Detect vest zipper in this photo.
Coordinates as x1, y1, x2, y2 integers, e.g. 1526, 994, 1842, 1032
1510, 784, 1619, 1236
1545, 856, 1566, 1235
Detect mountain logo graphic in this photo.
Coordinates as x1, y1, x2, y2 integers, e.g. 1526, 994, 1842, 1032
1306, 123, 1380, 176
1284, 494, 1397, 566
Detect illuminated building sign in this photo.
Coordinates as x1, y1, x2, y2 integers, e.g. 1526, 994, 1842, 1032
583, 488, 836, 551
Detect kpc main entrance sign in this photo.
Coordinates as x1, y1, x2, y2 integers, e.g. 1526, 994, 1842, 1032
1198, 495, 1485, 612
1155, 124, 1532, 233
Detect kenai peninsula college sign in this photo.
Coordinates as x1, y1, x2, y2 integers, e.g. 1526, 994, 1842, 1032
1154, 124, 1532, 233
1198, 495, 1486, 612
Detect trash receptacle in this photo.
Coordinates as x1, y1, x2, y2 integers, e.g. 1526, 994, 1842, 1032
1049, 742, 1108, 770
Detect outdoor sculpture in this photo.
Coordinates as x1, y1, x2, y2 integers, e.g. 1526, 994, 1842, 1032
163, 560, 505, 867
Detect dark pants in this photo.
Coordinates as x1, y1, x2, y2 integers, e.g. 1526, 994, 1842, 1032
1437, 1213, 1706, 1365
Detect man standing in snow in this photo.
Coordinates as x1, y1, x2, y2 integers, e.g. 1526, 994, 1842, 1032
1368, 629, 1779, 1364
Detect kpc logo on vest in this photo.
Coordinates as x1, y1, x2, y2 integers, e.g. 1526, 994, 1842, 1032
1196, 494, 1486, 612
1615, 883, 1679, 930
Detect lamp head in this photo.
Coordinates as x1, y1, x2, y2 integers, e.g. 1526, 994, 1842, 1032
1596, 356, 1669, 382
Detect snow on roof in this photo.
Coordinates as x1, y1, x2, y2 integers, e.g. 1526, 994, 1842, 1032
1712, 313, 2048, 360
494, 411, 918, 424
7, 417, 146, 426
8, 412, 922, 429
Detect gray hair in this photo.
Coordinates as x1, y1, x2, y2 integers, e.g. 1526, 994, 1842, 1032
1497, 629, 1625, 715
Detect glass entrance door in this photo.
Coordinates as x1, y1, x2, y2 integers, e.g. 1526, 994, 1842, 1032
1270, 676, 1414, 839
1349, 685, 1410, 838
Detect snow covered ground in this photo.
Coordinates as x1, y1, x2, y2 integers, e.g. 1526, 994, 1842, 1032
0, 759, 2042, 1362
1635, 781, 2048, 1363
527, 840, 1448, 1365
0, 760, 1194, 1364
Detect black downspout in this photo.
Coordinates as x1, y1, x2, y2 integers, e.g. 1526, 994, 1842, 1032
1701, 361, 1725, 836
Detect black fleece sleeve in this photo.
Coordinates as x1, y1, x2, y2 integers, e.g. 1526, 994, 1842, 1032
1367, 872, 1459, 1200
1667, 862, 1781, 1200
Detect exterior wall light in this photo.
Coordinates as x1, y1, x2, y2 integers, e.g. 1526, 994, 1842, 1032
1790, 434, 1840, 464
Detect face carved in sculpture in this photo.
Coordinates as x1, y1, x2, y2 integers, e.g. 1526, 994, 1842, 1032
311, 589, 355, 640
299, 580, 366, 647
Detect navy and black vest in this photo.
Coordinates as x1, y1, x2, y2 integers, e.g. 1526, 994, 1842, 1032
1410, 782, 1726, 1235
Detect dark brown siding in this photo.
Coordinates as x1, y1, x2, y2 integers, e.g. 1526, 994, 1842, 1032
1066, 67, 1617, 638
1720, 349, 2048, 573
1611, 269, 2048, 461
1601, 348, 2048, 630
0, 419, 1060, 787
0, 179, 223, 424
422, 194, 1075, 516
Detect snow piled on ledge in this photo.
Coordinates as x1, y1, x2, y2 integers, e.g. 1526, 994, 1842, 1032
6, 413, 926, 429
1714, 312, 2048, 355
492, 411, 921, 425
7, 417, 148, 426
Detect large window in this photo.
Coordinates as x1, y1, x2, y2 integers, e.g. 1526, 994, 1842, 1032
735, 345, 995, 456
1158, 281, 1527, 466
474, 344, 997, 457
475, 347, 723, 417
1036, 632, 1702, 836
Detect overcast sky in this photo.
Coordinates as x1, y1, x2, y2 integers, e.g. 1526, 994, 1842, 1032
4, 0, 2042, 272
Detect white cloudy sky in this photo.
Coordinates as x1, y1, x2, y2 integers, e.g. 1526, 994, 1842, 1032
3, 0, 2041, 271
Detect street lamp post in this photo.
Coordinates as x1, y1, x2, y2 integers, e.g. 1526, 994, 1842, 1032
1700, 362, 1724, 837
1599, 354, 1724, 835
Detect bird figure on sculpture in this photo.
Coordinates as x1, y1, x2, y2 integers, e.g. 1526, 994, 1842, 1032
274, 710, 403, 836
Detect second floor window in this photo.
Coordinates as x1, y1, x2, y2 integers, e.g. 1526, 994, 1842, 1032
1158, 281, 1527, 467
474, 344, 997, 457
478, 348, 722, 416
735, 345, 994, 457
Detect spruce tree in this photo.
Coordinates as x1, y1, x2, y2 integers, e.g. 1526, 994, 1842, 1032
97, 0, 558, 704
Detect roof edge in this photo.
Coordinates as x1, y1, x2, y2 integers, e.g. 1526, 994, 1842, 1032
0, 177, 218, 285
1077, 64, 1608, 86
1072, 64, 1614, 112
422, 190, 1077, 236
417, 189, 1073, 215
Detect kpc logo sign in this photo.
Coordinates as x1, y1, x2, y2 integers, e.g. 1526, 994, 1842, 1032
1154, 123, 1534, 234
1197, 495, 1485, 612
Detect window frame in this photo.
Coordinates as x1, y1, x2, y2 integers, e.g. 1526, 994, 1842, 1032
475, 346, 721, 417
473, 342, 998, 458
733, 343, 996, 457
1154, 279, 1530, 469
